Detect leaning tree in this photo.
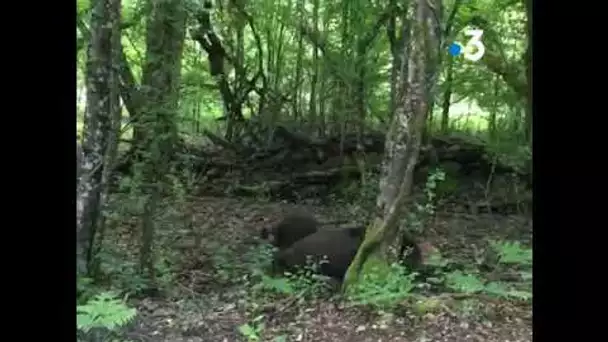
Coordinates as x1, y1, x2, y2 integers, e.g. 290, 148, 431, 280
342, 0, 441, 290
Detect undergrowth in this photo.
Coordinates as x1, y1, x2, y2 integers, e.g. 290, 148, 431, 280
77, 290, 137, 342
77, 136, 531, 342
241, 165, 533, 326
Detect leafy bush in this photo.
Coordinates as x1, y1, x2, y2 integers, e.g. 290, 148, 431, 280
347, 262, 417, 310
251, 257, 335, 300
444, 269, 532, 301
445, 270, 486, 294
238, 315, 266, 341
490, 240, 532, 266
77, 291, 137, 341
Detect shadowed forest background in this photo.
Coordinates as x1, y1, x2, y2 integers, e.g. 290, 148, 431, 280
76, 0, 532, 340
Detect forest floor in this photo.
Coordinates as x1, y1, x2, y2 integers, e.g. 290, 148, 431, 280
117, 196, 532, 342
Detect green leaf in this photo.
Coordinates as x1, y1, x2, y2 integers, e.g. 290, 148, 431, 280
261, 275, 295, 294
76, 292, 137, 333
446, 271, 485, 293
491, 240, 532, 265
77, 0, 90, 13
238, 324, 259, 340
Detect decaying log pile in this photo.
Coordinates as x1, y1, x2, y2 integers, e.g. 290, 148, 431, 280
183, 125, 531, 201
111, 124, 531, 214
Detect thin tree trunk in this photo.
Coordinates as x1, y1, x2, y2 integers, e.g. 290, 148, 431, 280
422, 0, 444, 141
293, 1, 304, 120
524, 0, 532, 145
440, 55, 453, 133
318, 64, 327, 137
379, 15, 412, 216
343, 0, 439, 290
439, 0, 463, 134
488, 75, 500, 139
77, 0, 121, 277
309, 0, 320, 134
387, 10, 399, 117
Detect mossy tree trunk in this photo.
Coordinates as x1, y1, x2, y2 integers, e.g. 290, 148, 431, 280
524, 0, 532, 145
342, 0, 438, 291
137, 0, 187, 285
76, 0, 121, 277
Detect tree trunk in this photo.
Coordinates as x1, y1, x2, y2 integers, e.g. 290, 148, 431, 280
488, 75, 500, 139
309, 0, 320, 134
90, 0, 123, 277
293, 1, 304, 120
342, 0, 439, 290
387, 9, 399, 118
440, 55, 453, 133
439, 0, 463, 134
137, 0, 187, 284
422, 0, 443, 139
355, 36, 367, 146
77, 142, 83, 183
524, 0, 532, 145
77, 0, 121, 277
77, 140, 85, 275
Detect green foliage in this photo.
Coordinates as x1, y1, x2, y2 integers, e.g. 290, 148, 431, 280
484, 281, 532, 301
406, 168, 445, 234
423, 168, 446, 205
245, 247, 336, 302
486, 140, 531, 174
211, 242, 275, 287
243, 243, 277, 275
209, 243, 258, 289
456, 298, 483, 319
445, 271, 486, 294
77, 276, 104, 304
253, 275, 296, 295
336, 170, 380, 205
238, 315, 266, 341
272, 258, 336, 299
96, 246, 149, 292
435, 176, 459, 199
211, 245, 243, 283
77, 292, 137, 339
490, 240, 532, 266
420, 168, 446, 213
211, 242, 294, 296
238, 248, 345, 341
77, 0, 530, 144
77, 0, 90, 14
346, 262, 417, 310
424, 238, 534, 302
411, 297, 444, 315
92, 239, 176, 296
273, 335, 288, 342
444, 268, 532, 301
91, 153, 203, 296
77, 0, 532, 331
283, 269, 335, 298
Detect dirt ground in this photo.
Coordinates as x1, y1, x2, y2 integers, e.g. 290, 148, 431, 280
118, 196, 532, 342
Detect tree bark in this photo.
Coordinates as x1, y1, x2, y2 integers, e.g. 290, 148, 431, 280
440, 55, 453, 133
90, 0, 123, 276
524, 0, 532, 144
342, 0, 438, 290
137, 0, 187, 283
77, 0, 121, 277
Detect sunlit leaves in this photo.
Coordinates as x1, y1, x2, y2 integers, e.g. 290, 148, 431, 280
77, 0, 90, 14
75, 0, 529, 137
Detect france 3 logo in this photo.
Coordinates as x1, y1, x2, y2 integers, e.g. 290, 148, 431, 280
448, 28, 485, 62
